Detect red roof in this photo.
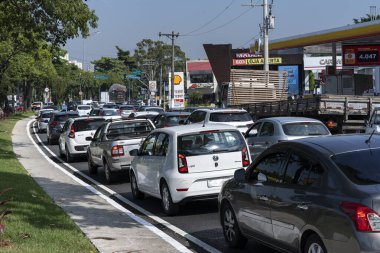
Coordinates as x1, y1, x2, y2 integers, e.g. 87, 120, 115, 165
186, 61, 212, 72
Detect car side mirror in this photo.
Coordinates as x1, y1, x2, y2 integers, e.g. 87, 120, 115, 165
257, 172, 267, 182
130, 149, 139, 156
85, 136, 93, 141
234, 168, 246, 183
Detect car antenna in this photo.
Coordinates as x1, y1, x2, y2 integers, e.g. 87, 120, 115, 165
365, 129, 376, 144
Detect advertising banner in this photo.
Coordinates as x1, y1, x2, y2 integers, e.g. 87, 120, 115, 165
169, 72, 185, 108
232, 57, 282, 66
278, 65, 299, 95
343, 45, 380, 66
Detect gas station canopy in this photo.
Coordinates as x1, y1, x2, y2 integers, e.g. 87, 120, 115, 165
269, 20, 380, 51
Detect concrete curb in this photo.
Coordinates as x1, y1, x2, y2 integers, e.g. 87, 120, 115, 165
12, 117, 184, 253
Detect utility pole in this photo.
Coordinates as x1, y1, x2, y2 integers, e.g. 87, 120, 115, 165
159, 31, 179, 109
243, 0, 274, 71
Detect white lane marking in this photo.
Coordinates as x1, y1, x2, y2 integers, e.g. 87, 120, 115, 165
28, 120, 222, 253
27, 120, 193, 253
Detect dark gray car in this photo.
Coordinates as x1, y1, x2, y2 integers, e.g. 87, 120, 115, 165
219, 134, 380, 253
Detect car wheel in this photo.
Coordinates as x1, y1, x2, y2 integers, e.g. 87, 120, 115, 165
221, 202, 247, 248
161, 182, 179, 216
58, 143, 64, 158
130, 171, 144, 200
65, 146, 74, 163
104, 161, 115, 183
87, 152, 97, 174
304, 234, 327, 253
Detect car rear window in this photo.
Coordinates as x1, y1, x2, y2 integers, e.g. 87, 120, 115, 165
41, 112, 53, 118
54, 114, 79, 122
209, 112, 252, 122
332, 149, 380, 185
282, 122, 330, 136
166, 115, 188, 126
146, 108, 164, 113
106, 121, 154, 140
73, 118, 105, 132
78, 105, 91, 110
102, 110, 118, 116
178, 130, 245, 156
120, 105, 134, 110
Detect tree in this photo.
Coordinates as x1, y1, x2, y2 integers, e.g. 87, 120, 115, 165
0, 0, 98, 106
353, 13, 380, 24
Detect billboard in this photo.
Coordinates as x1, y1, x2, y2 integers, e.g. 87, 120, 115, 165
343, 45, 380, 66
169, 72, 185, 108
278, 65, 299, 95
232, 57, 282, 66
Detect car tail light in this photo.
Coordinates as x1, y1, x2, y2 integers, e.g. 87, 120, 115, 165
326, 120, 336, 129
50, 121, 58, 127
178, 153, 188, 173
112, 145, 124, 157
242, 147, 250, 167
69, 125, 75, 138
340, 202, 380, 232
164, 123, 169, 128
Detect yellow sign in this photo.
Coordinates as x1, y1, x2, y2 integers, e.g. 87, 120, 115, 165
174, 75, 182, 85
232, 57, 283, 66
246, 57, 282, 65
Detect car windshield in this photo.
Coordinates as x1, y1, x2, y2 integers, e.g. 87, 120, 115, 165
209, 112, 252, 122
78, 105, 91, 110
332, 148, 380, 185
282, 122, 330, 136
178, 130, 245, 156
54, 114, 79, 122
73, 118, 105, 132
106, 121, 153, 140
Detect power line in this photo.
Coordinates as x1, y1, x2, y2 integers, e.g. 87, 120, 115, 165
183, 0, 238, 36
238, 32, 261, 48
182, 7, 254, 37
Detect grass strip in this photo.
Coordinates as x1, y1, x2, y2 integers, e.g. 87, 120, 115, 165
0, 112, 98, 253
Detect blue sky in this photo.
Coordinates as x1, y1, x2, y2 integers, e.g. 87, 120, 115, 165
65, 0, 380, 69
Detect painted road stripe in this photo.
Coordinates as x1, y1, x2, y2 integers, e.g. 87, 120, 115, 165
28, 120, 222, 253
27, 120, 193, 253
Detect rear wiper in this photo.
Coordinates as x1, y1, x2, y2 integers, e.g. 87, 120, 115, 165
212, 148, 231, 153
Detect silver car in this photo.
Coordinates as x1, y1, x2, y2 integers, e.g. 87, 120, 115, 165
87, 119, 155, 183
219, 134, 380, 253
245, 117, 331, 160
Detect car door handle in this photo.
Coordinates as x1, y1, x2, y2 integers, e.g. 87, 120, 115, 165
258, 195, 269, 201
296, 203, 309, 210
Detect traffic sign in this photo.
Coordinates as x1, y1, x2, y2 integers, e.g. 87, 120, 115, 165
131, 69, 143, 75
94, 74, 109, 80
126, 75, 140, 80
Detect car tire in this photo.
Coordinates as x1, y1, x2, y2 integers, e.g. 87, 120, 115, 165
221, 202, 247, 248
104, 160, 115, 183
130, 171, 144, 200
65, 146, 74, 163
161, 182, 179, 216
58, 143, 64, 158
87, 152, 97, 174
304, 234, 327, 253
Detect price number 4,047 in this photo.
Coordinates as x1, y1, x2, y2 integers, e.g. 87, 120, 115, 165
358, 51, 379, 62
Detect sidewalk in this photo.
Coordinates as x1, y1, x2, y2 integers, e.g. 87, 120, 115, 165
12, 117, 186, 253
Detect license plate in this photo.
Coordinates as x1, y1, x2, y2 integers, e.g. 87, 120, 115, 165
207, 178, 229, 188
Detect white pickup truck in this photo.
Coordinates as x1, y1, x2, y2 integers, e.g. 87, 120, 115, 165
86, 119, 155, 183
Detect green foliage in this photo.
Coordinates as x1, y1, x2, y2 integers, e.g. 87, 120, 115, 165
189, 92, 203, 104
353, 13, 380, 24
0, 188, 12, 236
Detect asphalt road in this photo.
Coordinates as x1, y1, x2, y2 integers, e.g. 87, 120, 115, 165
32, 124, 280, 253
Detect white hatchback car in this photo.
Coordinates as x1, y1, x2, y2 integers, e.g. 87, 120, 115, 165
129, 124, 251, 215
185, 108, 254, 133
76, 105, 92, 116
58, 117, 106, 162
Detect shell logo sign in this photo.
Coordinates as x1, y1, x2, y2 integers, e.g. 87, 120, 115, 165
174, 74, 182, 85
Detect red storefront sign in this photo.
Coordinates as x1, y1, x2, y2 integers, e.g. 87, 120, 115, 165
343, 45, 380, 66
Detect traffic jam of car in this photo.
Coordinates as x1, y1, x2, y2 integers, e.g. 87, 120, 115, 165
32, 103, 380, 253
